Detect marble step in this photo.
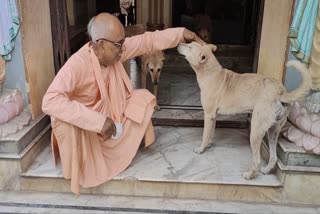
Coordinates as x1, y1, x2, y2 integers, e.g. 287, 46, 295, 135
166, 45, 254, 57
20, 127, 283, 203
0, 124, 51, 190
214, 45, 254, 57
1, 191, 319, 214
164, 45, 254, 74
0, 114, 50, 154
163, 54, 253, 74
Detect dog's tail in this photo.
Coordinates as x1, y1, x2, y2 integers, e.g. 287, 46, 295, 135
280, 60, 312, 103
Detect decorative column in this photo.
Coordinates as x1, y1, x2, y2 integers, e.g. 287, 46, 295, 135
0, 0, 31, 137
0, 58, 4, 94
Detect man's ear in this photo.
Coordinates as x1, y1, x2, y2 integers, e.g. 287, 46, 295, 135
97, 40, 105, 52
207, 44, 217, 52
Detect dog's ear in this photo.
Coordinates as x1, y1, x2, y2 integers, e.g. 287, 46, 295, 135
199, 53, 207, 64
208, 44, 217, 52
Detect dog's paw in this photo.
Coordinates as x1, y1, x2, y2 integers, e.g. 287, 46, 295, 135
193, 144, 212, 154
154, 105, 160, 111
205, 143, 213, 149
242, 171, 257, 180
260, 167, 271, 175
194, 147, 204, 154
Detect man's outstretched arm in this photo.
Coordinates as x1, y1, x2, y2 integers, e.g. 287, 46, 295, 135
121, 28, 205, 62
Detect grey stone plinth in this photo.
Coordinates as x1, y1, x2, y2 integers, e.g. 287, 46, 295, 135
277, 138, 320, 168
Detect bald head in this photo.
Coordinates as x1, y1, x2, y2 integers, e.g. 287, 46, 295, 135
88, 13, 125, 43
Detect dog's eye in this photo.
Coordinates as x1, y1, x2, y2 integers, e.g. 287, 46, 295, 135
150, 69, 154, 72
201, 55, 206, 60
157, 68, 161, 72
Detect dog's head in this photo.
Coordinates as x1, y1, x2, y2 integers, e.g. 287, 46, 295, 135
146, 51, 165, 85
177, 42, 218, 71
197, 28, 211, 44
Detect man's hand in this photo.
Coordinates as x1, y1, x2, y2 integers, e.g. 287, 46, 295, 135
183, 28, 206, 45
99, 117, 116, 140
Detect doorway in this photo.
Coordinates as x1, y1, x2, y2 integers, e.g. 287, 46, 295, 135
154, 0, 264, 110
147, 0, 264, 127
49, 0, 137, 73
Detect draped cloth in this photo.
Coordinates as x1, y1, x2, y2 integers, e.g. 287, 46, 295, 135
289, 0, 319, 63
42, 28, 185, 194
305, 3, 320, 113
0, 0, 20, 61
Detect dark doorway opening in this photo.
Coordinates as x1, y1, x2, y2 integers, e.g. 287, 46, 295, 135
50, 0, 137, 73
172, 0, 261, 46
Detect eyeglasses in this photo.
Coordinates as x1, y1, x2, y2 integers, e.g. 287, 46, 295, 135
96, 38, 125, 49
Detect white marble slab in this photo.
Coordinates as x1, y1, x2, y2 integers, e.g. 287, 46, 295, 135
23, 144, 63, 178
23, 127, 281, 186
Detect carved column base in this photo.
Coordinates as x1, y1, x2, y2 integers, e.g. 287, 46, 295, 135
0, 89, 31, 137
0, 111, 31, 137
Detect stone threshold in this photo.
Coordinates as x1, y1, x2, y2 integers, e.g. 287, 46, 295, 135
152, 108, 249, 128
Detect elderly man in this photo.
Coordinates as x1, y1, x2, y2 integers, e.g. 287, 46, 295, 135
42, 12, 204, 194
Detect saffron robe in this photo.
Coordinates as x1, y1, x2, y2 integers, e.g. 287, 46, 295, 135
42, 28, 185, 194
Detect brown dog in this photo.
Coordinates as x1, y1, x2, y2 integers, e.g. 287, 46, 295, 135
124, 24, 165, 110
140, 51, 165, 110
193, 14, 213, 44
177, 42, 312, 179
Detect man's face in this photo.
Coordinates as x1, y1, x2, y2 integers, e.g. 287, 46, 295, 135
99, 38, 125, 66
96, 28, 125, 66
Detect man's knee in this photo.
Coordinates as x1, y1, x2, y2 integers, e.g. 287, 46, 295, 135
52, 120, 79, 144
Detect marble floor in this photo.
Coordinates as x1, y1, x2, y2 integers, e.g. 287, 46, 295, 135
24, 127, 281, 186
157, 71, 201, 106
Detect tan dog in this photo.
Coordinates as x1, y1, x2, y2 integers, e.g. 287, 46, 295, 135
177, 42, 312, 179
140, 51, 165, 110
124, 24, 165, 110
